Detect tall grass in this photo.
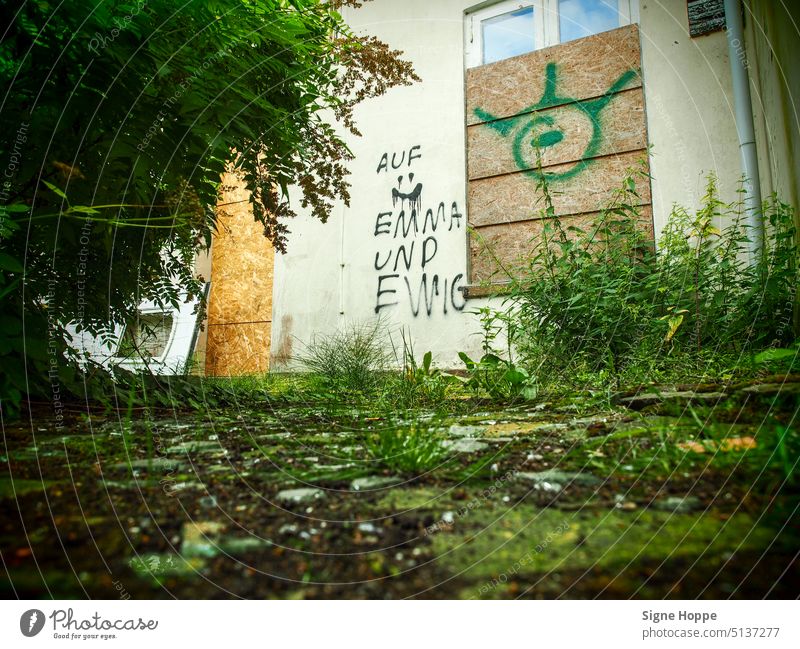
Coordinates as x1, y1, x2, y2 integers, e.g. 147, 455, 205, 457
365, 422, 446, 474
473, 166, 799, 390
298, 321, 391, 397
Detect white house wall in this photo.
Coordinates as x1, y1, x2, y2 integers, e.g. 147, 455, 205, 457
271, 0, 744, 370
639, 0, 742, 232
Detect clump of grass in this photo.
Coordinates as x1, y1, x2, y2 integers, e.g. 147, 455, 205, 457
298, 322, 391, 398
365, 422, 446, 474
382, 330, 458, 409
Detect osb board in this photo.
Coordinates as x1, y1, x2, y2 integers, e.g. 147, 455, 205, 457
468, 150, 651, 227
466, 25, 642, 126
465, 24, 651, 285
205, 171, 274, 376
206, 322, 271, 376
469, 206, 654, 283
467, 88, 647, 180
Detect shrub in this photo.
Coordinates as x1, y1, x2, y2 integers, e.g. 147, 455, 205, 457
298, 322, 391, 397
382, 330, 455, 409
475, 167, 799, 390
0, 0, 417, 416
365, 422, 446, 474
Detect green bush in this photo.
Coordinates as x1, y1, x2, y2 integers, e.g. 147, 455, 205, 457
477, 168, 799, 390
382, 331, 456, 409
456, 305, 537, 400
0, 0, 416, 416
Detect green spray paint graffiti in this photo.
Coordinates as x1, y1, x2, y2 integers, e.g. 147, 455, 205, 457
474, 62, 638, 182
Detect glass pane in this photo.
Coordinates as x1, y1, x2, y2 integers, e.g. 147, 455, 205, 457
559, 0, 620, 43
117, 312, 174, 358
482, 6, 535, 65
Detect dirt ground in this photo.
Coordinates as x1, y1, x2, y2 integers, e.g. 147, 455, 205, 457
2, 378, 798, 599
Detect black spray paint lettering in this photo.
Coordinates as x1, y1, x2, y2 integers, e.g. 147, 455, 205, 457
376, 145, 422, 173
373, 202, 463, 239
374, 212, 392, 236
372, 146, 465, 317
375, 274, 400, 312
375, 271, 466, 316
374, 237, 437, 272
421, 237, 437, 268
401, 272, 467, 317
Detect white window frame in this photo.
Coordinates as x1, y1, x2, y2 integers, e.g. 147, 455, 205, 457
465, 0, 639, 68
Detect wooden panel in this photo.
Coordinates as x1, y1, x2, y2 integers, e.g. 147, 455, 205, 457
206, 322, 271, 376
468, 150, 651, 227
467, 88, 647, 180
466, 25, 642, 126
465, 23, 652, 286
205, 171, 274, 376
469, 206, 654, 283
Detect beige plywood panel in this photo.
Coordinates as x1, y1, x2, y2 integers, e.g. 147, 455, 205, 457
465, 23, 652, 286
468, 150, 651, 227
205, 172, 274, 376
466, 25, 642, 126
469, 206, 654, 284
206, 322, 271, 376
467, 88, 647, 180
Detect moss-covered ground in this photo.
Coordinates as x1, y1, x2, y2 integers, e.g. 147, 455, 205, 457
1, 376, 798, 598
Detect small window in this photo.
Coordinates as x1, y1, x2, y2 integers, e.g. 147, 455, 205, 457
559, 0, 621, 43
482, 6, 537, 64
465, 0, 638, 68
116, 312, 174, 359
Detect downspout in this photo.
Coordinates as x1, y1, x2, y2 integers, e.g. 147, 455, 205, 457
338, 200, 345, 317
724, 0, 763, 259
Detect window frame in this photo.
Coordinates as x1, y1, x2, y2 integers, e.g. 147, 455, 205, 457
465, 0, 639, 68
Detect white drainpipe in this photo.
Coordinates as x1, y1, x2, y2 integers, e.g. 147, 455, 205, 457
724, 0, 763, 259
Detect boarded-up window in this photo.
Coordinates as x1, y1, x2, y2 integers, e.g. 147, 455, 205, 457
465, 24, 653, 285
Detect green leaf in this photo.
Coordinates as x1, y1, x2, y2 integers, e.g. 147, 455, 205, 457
42, 181, 69, 201
422, 350, 432, 375
2, 203, 30, 213
0, 253, 24, 273
503, 368, 528, 385
457, 351, 475, 369
479, 353, 502, 366
753, 348, 797, 364
67, 205, 101, 215
665, 314, 684, 342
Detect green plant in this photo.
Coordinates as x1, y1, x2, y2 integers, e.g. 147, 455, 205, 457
750, 343, 800, 375
365, 422, 446, 474
299, 322, 391, 398
457, 306, 537, 401
383, 330, 456, 409
771, 423, 797, 485
457, 351, 536, 401
0, 0, 418, 415
479, 165, 799, 393
511, 164, 660, 384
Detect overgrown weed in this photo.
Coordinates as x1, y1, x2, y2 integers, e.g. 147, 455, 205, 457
469, 164, 799, 396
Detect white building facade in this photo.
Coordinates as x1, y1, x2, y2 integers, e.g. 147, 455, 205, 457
264, 0, 797, 369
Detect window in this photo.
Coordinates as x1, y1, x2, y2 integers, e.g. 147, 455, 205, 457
482, 6, 537, 64
116, 312, 175, 360
465, 0, 638, 67
559, 0, 622, 43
